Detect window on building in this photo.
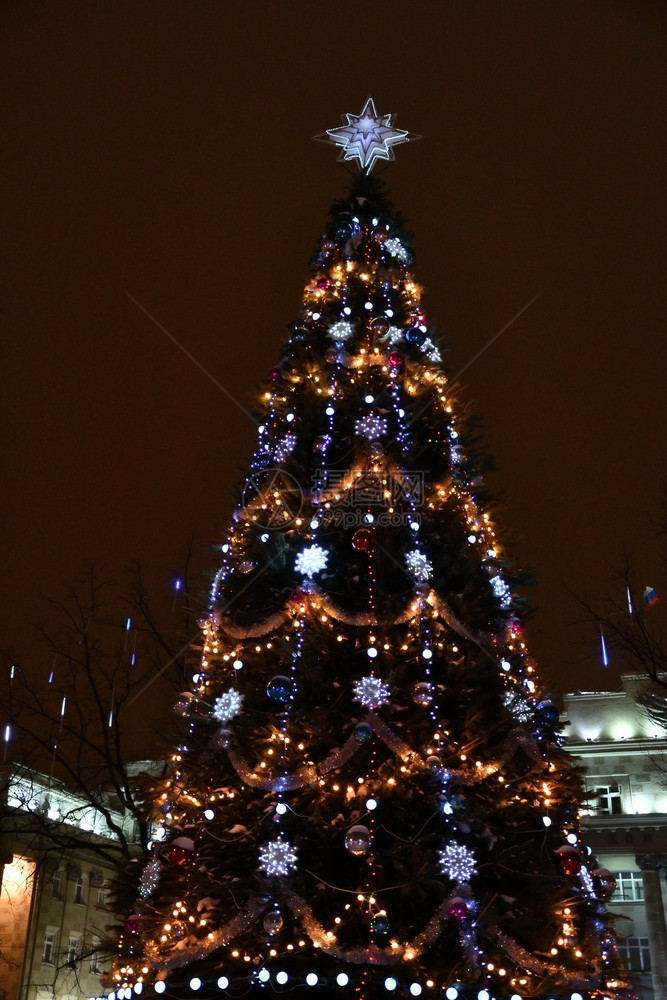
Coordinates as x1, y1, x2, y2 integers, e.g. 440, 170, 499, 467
613, 870, 645, 902
90, 948, 101, 975
618, 936, 651, 972
51, 867, 63, 898
96, 883, 106, 907
594, 783, 623, 815
73, 871, 85, 904
42, 929, 58, 965
66, 932, 82, 965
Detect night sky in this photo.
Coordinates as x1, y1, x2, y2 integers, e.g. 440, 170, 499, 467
2, 2, 665, 703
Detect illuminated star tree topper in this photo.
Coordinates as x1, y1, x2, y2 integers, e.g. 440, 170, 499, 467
317, 96, 418, 172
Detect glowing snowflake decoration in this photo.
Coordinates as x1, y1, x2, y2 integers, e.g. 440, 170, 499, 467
258, 837, 298, 877
384, 237, 410, 263
421, 337, 442, 363
320, 96, 411, 172
138, 858, 162, 899
328, 320, 355, 343
438, 842, 477, 883
274, 434, 297, 464
295, 544, 329, 578
213, 689, 244, 724
378, 325, 405, 347
353, 675, 391, 709
490, 575, 512, 609
405, 550, 433, 582
504, 690, 532, 724
355, 414, 388, 440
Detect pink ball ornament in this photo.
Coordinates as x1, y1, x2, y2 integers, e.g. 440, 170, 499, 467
448, 897, 468, 921
124, 917, 141, 935
555, 845, 582, 877
388, 351, 404, 373
316, 277, 330, 291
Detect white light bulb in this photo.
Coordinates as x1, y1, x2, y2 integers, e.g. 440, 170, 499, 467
478, 991, 490, 1000
363, 514, 374, 524
306, 974, 319, 986
468, 534, 476, 544
365, 394, 374, 403
398, 408, 405, 418
260, 533, 269, 543
500, 659, 510, 671
217, 978, 229, 990
446, 989, 459, 1000
385, 978, 397, 992
312, 312, 321, 320
233, 660, 243, 670
286, 413, 295, 423
258, 970, 270, 983
276, 802, 287, 815
337, 973, 349, 987
258, 424, 265, 433
189, 978, 201, 991
366, 798, 378, 811
326, 405, 335, 416
386, 309, 393, 317
410, 985, 422, 997
567, 833, 578, 845
276, 972, 289, 985
204, 809, 215, 821
154, 984, 166, 995
542, 816, 552, 827
367, 647, 378, 658
422, 648, 433, 660
344, 306, 351, 316
310, 519, 319, 530
364, 302, 373, 311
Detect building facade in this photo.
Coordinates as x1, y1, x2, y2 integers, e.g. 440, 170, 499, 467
563, 674, 667, 1000
0, 765, 139, 1000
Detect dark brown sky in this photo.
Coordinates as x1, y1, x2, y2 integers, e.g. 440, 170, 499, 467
2, 2, 665, 699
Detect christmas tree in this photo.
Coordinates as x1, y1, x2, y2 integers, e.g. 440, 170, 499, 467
106, 100, 630, 1000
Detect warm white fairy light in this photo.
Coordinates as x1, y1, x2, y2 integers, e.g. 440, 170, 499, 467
213, 689, 244, 723
295, 544, 329, 578
438, 842, 477, 882
258, 837, 298, 877
353, 675, 391, 709
405, 550, 433, 582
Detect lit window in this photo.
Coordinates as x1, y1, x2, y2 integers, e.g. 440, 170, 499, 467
97, 884, 106, 907
613, 871, 645, 902
618, 936, 651, 971
594, 784, 623, 815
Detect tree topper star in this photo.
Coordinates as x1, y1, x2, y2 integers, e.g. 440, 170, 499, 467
318, 97, 416, 172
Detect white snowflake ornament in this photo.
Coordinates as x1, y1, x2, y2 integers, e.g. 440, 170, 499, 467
353, 675, 391, 710
438, 842, 477, 883
213, 689, 244, 724
258, 837, 298, 877
138, 858, 162, 899
354, 414, 388, 440
405, 550, 433, 582
328, 320, 355, 343
295, 544, 329, 579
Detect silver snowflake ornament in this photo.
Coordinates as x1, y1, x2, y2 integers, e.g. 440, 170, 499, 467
438, 842, 477, 883
213, 689, 243, 724
295, 544, 329, 579
491, 575, 512, 609
353, 675, 391, 710
274, 434, 297, 464
258, 837, 298, 877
